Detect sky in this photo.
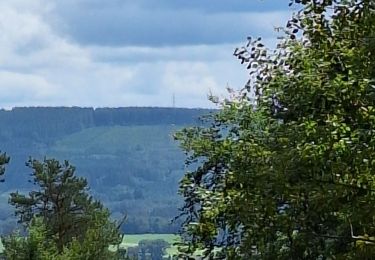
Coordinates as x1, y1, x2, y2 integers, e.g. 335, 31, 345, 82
0, 0, 293, 109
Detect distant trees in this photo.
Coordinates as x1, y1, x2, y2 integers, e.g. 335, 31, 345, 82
3, 158, 124, 259
176, 0, 375, 258
0, 107, 207, 143
0, 152, 9, 181
127, 239, 170, 260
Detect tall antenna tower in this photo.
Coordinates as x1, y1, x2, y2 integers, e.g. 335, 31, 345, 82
172, 93, 176, 108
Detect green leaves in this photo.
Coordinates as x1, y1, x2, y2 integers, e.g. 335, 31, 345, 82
177, 0, 375, 258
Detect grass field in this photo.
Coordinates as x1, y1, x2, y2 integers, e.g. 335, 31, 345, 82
52, 125, 181, 154
121, 233, 180, 256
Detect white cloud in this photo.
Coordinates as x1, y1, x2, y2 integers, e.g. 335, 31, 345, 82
0, 0, 290, 108
0, 71, 60, 108
163, 62, 223, 96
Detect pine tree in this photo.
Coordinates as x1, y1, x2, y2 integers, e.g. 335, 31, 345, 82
5, 158, 124, 259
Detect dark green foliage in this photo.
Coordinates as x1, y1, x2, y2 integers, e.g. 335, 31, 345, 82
176, 0, 375, 258
0, 152, 9, 182
2, 218, 58, 260
0, 107, 94, 143
5, 158, 123, 259
10, 159, 101, 251
127, 239, 170, 260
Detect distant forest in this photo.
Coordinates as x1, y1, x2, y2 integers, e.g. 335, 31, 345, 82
0, 107, 212, 234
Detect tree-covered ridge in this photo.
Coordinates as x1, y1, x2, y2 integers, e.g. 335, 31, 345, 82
0, 107, 212, 235
176, 0, 375, 258
0, 107, 207, 142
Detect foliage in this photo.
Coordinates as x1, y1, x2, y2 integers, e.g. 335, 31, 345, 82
121, 234, 179, 259
60, 209, 123, 259
4, 158, 123, 259
0, 152, 9, 182
2, 217, 58, 260
127, 239, 170, 260
176, 0, 375, 259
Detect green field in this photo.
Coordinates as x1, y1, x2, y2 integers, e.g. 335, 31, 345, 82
121, 233, 180, 256
52, 125, 181, 154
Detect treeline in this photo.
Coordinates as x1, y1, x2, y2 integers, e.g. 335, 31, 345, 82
0, 107, 208, 142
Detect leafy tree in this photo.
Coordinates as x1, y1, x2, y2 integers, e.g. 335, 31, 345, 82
3, 217, 58, 260
176, 0, 375, 258
5, 158, 124, 259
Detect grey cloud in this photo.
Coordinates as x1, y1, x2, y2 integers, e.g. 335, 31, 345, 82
140, 0, 289, 13
88, 35, 278, 64
53, 1, 290, 47
88, 44, 237, 64
58, 0, 288, 14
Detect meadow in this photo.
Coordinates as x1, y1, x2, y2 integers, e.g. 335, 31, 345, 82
121, 234, 180, 257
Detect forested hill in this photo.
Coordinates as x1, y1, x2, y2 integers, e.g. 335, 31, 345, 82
0, 107, 212, 234
0, 107, 207, 142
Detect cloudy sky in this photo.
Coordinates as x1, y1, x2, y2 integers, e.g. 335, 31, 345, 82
0, 0, 293, 108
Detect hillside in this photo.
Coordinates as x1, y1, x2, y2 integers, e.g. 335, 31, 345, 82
0, 107, 213, 234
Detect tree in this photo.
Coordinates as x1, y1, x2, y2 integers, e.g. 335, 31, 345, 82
176, 0, 375, 258
0, 152, 9, 182
138, 239, 170, 260
4, 158, 124, 259
2, 217, 60, 260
